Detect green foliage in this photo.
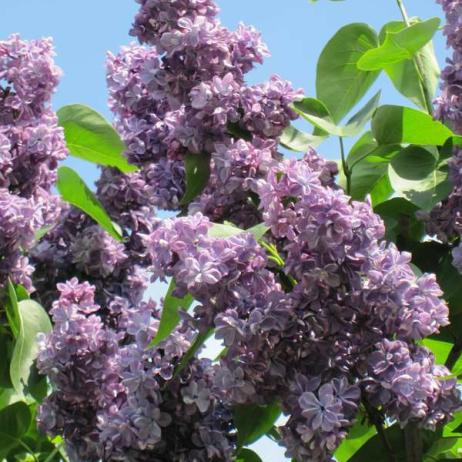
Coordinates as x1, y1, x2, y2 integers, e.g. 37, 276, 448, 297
377, 21, 440, 110
388, 145, 451, 210
233, 402, 281, 448
335, 418, 376, 462
0, 402, 32, 458
148, 279, 194, 348
58, 104, 136, 173
10, 300, 51, 397
236, 448, 263, 462
57, 166, 123, 241
372, 105, 454, 146
279, 125, 325, 151
180, 153, 211, 205
316, 23, 380, 123
293, 92, 381, 137
357, 18, 440, 71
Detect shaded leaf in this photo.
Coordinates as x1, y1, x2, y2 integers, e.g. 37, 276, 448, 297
180, 153, 211, 205
234, 402, 281, 447
388, 145, 451, 210
0, 402, 31, 458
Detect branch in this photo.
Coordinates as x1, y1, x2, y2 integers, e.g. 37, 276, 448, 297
404, 422, 423, 462
364, 401, 398, 462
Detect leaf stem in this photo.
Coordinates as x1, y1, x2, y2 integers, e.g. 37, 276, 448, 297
445, 339, 462, 370
395, 0, 434, 115
364, 401, 398, 462
18, 439, 39, 462
404, 422, 423, 462
339, 137, 351, 195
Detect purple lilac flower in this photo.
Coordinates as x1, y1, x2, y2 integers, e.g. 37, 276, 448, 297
424, 0, 462, 272
37, 278, 235, 461
147, 153, 456, 461
0, 35, 66, 290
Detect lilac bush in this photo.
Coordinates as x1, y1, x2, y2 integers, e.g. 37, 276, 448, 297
1, 0, 462, 461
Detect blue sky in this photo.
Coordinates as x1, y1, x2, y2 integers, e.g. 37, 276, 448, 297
1, 1, 449, 460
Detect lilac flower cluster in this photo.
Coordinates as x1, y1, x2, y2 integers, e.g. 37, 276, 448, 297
33, 0, 462, 460
37, 278, 235, 461
423, 0, 462, 270
0, 34, 66, 290
107, 0, 301, 224
143, 153, 460, 461
31, 172, 158, 308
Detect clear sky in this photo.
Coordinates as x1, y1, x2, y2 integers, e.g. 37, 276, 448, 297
0, 1, 449, 460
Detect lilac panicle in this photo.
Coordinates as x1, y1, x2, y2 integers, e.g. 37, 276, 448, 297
0, 34, 66, 290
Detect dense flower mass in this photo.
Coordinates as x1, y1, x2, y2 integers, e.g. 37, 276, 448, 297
426, 0, 462, 270
142, 153, 459, 461
27, 0, 462, 461
107, 0, 301, 224
0, 34, 66, 290
37, 279, 235, 461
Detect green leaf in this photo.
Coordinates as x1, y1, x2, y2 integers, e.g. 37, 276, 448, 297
316, 23, 380, 123
378, 21, 440, 110
180, 153, 211, 205
148, 279, 194, 348
293, 92, 381, 137
246, 223, 270, 241
347, 132, 401, 170
357, 18, 440, 71
0, 330, 13, 389
208, 222, 269, 241
10, 300, 52, 396
6, 280, 21, 338
236, 448, 263, 462
335, 418, 376, 462
424, 436, 462, 461
348, 159, 391, 202
422, 339, 453, 366
57, 166, 123, 241
279, 125, 325, 151
342, 91, 382, 136
374, 198, 424, 242
388, 145, 451, 210
372, 105, 454, 146
350, 425, 406, 462
233, 402, 281, 448
57, 104, 136, 173
0, 402, 31, 457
